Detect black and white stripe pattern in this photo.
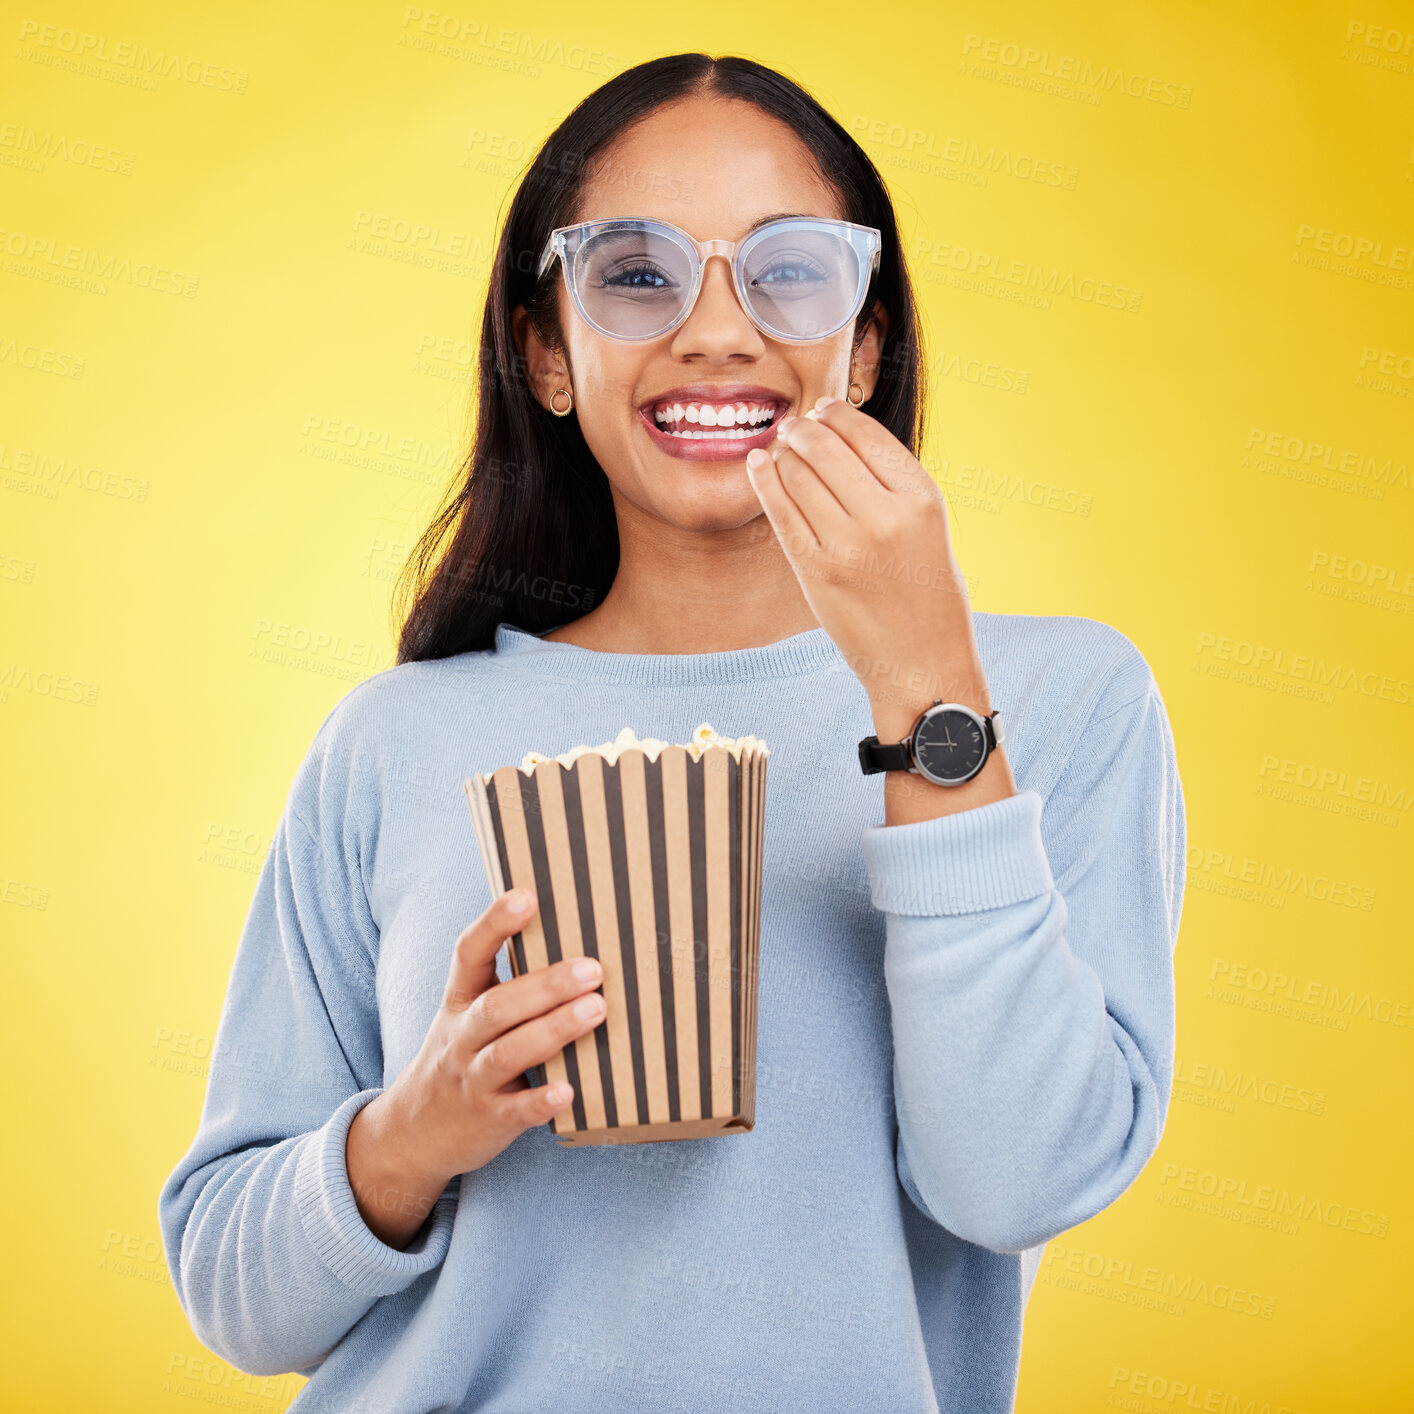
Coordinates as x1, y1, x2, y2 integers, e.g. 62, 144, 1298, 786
465, 742, 766, 1145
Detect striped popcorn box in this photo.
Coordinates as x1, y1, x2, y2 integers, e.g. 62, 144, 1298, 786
464, 723, 768, 1146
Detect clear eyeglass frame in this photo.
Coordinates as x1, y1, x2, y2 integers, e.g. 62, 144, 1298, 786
534, 214, 883, 344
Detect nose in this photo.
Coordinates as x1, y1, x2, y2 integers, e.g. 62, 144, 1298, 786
669, 251, 765, 357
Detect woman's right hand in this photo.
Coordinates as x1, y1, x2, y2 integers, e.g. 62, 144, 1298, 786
345, 887, 605, 1248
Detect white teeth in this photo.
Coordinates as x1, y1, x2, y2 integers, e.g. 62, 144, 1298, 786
661, 426, 769, 440
652, 399, 778, 431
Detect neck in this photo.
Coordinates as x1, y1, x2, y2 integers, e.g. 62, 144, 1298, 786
545, 514, 819, 654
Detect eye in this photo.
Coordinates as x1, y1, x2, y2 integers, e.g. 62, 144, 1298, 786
601, 261, 678, 290
750, 255, 831, 291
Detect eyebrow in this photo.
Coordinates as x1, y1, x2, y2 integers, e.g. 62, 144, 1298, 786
570, 211, 831, 246
746, 211, 817, 232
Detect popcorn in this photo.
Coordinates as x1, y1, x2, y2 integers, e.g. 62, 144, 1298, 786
517, 722, 770, 774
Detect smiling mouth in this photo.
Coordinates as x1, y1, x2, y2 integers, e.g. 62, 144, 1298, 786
645, 398, 785, 441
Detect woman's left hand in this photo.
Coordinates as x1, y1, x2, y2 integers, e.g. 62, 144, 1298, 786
745, 396, 991, 723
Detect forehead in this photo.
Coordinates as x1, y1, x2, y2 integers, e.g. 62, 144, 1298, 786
569, 95, 845, 239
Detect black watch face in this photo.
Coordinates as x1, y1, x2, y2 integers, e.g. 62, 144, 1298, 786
914, 708, 987, 783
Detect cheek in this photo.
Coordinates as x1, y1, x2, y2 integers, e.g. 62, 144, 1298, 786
566, 339, 640, 422
565, 353, 655, 487
785, 340, 851, 392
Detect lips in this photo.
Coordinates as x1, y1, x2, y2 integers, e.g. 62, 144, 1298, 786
637, 384, 792, 463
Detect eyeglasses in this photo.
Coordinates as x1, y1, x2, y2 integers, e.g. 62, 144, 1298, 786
535, 215, 882, 344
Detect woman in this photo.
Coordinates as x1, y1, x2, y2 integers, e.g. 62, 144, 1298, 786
160, 52, 1185, 1414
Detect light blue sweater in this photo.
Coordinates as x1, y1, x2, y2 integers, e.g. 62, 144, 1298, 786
159, 613, 1186, 1414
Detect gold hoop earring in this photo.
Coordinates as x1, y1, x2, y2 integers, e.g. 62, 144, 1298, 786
847, 382, 865, 407
549, 387, 574, 416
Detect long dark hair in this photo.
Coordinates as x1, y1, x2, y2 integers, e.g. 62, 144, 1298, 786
394, 52, 928, 663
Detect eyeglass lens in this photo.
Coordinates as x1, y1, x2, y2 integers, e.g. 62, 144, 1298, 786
572, 224, 865, 341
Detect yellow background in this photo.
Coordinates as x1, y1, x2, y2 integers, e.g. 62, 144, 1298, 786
3, 3, 1411, 1409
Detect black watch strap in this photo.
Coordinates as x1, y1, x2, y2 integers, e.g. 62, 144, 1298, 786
857, 736, 914, 774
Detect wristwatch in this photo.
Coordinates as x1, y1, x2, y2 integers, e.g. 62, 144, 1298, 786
858, 700, 1004, 787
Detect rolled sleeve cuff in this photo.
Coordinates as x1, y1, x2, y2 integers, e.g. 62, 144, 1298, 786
294, 1087, 458, 1298
861, 788, 1055, 916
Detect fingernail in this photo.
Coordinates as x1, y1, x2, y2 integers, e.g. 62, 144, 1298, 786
745, 448, 767, 472
574, 993, 605, 1021
776, 413, 796, 435
507, 888, 534, 913
572, 957, 602, 981
814, 394, 839, 409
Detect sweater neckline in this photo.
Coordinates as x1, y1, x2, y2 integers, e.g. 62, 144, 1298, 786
492, 620, 844, 685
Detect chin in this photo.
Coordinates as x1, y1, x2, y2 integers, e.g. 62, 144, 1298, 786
654, 478, 765, 534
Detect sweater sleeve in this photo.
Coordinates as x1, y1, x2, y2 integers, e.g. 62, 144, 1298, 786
859, 663, 1185, 1256
157, 796, 459, 1377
